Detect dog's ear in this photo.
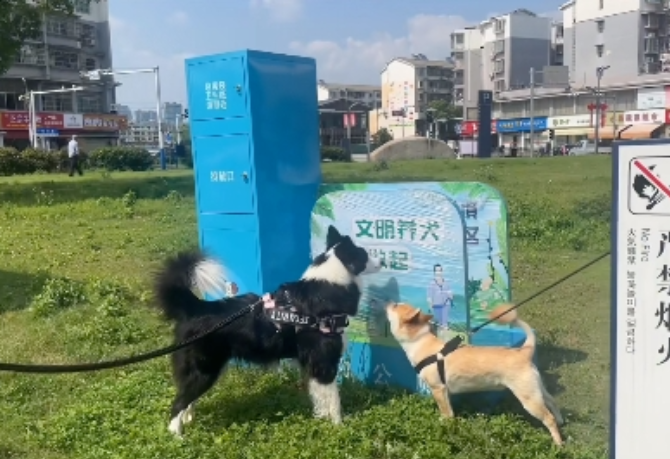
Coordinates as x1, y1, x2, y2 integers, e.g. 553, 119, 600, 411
410, 311, 433, 325
326, 225, 342, 249
407, 309, 423, 324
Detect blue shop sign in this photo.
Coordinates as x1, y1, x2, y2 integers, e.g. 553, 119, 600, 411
496, 117, 548, 133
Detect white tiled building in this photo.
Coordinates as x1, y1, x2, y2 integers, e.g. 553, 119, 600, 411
377, 55, 454, 139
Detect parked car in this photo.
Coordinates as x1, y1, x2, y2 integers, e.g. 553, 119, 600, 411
569, 140, 612, 155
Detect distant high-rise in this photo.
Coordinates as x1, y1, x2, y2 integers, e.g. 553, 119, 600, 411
113, 104, 133, 121
162, 102, 183, 124
135, 109, 157, 124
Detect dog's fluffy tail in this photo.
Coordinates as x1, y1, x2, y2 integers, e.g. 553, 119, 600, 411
154, 250, 228, 321
489, 303, 535, 350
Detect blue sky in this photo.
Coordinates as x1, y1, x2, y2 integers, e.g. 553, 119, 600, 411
110, 0, 561, 110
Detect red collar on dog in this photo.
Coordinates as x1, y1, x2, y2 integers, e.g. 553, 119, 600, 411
413, 336, 463, 384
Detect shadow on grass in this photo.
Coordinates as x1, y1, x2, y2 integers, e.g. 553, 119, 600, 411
0, 174, 195, 206
194, 375, 403, 429
0, 270, 50, 314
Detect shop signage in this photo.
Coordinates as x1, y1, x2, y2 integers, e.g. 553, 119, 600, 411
622, 109, 665, 125
82, 114, 128, 131
460, 120, 498, 136
496, 117, 548, 133
547, 114, 592, 129
0, 111, 64, 130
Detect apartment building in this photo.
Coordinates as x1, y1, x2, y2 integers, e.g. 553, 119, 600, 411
0, 1, 124, 149
121, 122, 160, 147
451, 27, 483, 111
378, 55, 454, 139
562, 0, 670, 88
487, 0, 670, 150
135, 109, 157, 124
451, 9, 553, 120
317, 81, 381, 108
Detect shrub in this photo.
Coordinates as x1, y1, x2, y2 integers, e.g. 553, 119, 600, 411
0, 147, 67, 175
321, 146, 351, 162
88, 146, 154, 171
0, 147, 22, 175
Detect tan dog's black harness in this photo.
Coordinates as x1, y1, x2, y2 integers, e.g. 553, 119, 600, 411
413, 337, 462, 384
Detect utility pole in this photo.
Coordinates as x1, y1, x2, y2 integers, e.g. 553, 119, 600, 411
529, 67, 535, 157
21, 86, 83, 148
80, 67, 164, 168
594, 65, 610, 155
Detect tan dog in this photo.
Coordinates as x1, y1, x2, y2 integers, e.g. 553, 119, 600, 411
386, 302, 563, 446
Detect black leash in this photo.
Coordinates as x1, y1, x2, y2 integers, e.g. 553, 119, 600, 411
0, 252, 610, 375
0, 301, 259, 374
446, 251, 611, 347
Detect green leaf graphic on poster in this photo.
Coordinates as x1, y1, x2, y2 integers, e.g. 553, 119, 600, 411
313, 197, 335, 220
439, 182, 473, 196
311, 216, 321, 238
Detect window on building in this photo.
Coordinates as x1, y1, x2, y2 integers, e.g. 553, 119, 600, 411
84, 57, 96, 70
596, 44, 604, 57
74, 0, 90, 14
78, 94, 101, 113
42, 94, 73, 112
597, 20, 605, 32
0, 92, 20, 110
46, 18, 77, 37
51, 49, 79, 69
17, 44, 46, 65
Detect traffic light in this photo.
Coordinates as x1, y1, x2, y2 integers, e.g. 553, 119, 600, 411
549, 129, 555, 140
183, 108, 189, 119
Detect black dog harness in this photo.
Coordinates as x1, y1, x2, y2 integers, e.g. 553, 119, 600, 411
413, 337, 463, 384
261, 292, 349, 335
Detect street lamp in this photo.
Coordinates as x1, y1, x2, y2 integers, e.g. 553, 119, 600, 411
528, 67, 544, 157
19, 85, 84, 148
593, 65, 610, 155
80, 67, 165, 169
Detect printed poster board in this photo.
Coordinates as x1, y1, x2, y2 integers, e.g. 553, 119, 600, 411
611, 140, 670, 459
311, 182, 512, 393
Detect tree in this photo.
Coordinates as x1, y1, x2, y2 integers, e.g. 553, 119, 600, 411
372, 127, 393, 147
428, 100, 463, 121
0, 0, 101, 76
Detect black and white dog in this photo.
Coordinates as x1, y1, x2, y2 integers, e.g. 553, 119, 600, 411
153, 225, 379, 436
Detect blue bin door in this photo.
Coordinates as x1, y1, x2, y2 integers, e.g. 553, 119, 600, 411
186, 56, 248, 120
194, 134, 255, 214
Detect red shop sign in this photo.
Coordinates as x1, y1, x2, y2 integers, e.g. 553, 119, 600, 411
0, 111, 64, 130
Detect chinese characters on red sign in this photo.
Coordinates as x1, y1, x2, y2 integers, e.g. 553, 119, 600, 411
0, 112, 64, 129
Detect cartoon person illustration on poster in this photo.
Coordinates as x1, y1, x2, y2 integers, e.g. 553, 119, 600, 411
472, 276, 505, 312
426, 264, 453, 328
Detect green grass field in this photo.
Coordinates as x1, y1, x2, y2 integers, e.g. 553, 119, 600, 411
0, 157, 611, 459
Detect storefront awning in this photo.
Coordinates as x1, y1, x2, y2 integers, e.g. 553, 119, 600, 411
618, 123, 664, 140
587, 126, 629, 140
554, 128, 591, 136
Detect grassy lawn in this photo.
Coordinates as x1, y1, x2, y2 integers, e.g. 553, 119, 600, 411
0, 157, 610, 459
